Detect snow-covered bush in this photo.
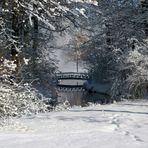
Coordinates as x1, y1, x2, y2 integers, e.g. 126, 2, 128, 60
54, 100, 71, 111
112, 40, 148, 100
0, 59, 48, 124
0, 83, 47, 119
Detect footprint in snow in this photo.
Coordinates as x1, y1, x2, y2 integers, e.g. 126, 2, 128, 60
133, 124, 141, 128
122, 131, 144, 142
123, 131, 130, 136
133, 135, 144, 142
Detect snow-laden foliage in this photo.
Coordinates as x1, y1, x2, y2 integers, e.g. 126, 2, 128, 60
0, 59, 48, 122
54, 100, 71, 111
0, 0, 99, 120
112, 39, 148, 99
0, 83, 47, 120
78, 0, 148, 99
0, 0, 97, 96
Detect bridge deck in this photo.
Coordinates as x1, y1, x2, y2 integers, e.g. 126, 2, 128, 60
56, 72, 89, 80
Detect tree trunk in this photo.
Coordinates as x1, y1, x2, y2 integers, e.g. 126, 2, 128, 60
32, 15, 39, 77
141, 0, 148, 36
11, 0, 19, 69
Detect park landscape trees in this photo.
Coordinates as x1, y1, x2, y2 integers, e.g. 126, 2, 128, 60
0, 0, 98, 120
0, 0, 148, 121
79, 0, 148, 100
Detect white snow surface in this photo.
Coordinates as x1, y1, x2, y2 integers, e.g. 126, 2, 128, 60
0, 100, 148, 148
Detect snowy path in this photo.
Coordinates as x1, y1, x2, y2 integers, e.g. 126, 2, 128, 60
0, 100, 148, 148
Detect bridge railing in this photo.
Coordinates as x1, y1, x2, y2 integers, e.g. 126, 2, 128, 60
55, 72, 90, 80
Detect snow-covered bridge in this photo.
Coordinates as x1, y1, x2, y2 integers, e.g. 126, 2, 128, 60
55, 72, 89, 91
55, 72, 90, 80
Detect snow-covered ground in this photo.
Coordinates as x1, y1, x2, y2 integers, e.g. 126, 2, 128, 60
0, 100, 148, 148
